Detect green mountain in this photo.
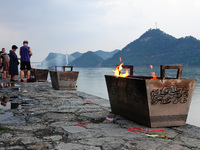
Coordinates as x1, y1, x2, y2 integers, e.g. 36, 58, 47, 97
102, 29, 200, 66
70, 52, 82, 59
95, 49, 120, 60
68, 51, 104, 67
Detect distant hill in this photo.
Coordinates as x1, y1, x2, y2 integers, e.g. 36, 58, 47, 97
70, 49, 120, 60
41, 49, 120, 68
40, 52, 75, 68
68, 51, 104, 67
94, 49, 120, 60
41, 53, 66, 68
102, 29, 200, 66
70, 52, 82, 59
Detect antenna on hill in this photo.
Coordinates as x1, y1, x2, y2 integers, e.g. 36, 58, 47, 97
155, 22, 157, 29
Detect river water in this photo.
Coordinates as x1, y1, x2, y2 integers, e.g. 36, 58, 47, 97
72, 66, 200, 127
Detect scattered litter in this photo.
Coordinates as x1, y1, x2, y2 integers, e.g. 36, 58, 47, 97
84, 99, 93, 102
128, 128, 164, 134
128, 127, 164, 138
161, 135, 170, 140
106, 117, 114, 122
145, 134, 159, 137
76, 121, 90, 127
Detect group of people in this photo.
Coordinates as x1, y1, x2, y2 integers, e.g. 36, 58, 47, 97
0, 40, 33, 82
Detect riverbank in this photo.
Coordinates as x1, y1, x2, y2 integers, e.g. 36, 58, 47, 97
0, 78, 200, 150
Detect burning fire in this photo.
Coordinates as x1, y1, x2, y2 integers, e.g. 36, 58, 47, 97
113, 58, 129, 77
150, 65, 157, 80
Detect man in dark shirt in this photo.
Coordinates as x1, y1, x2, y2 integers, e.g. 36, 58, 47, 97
19, 41, 33, 82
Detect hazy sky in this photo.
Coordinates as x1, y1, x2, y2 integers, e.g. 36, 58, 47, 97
0, 0, 200, 62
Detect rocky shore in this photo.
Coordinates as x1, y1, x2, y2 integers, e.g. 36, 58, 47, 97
0, 78, 200, 150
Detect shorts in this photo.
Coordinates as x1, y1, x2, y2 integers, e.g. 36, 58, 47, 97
20, 61, 31, 70
3, 62, 9, 71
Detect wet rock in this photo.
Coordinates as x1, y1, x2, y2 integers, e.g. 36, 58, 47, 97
9, 133, 40, 145
174, 124, 200, 139
180, 135, 200, 148
162, 143, 192, 150
78, 137, 125, 147
21, 136, 41, 145
27, 141, 54, 150
0, 146, 24, 150
43, 135, 62, 141
62, 126, 87, 133
0, 133, 13, 142
80, 112, 109, 123
56, 143, 101, 150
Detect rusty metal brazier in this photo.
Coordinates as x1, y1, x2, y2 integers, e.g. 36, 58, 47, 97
105, 65, 196, 127
34, 69, 49, 82
50, 66, 79, 90
24, 68, 49, 81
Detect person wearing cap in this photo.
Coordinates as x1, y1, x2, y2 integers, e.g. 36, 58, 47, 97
9, 45, 19, 82
1, 48, 10, 79
19, 40, 33, 82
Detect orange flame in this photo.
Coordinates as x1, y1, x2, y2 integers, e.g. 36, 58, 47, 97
113, 58, 129, 77
121, 69, 129, 77
150, 65, 157, 80
119, 57, 122, 62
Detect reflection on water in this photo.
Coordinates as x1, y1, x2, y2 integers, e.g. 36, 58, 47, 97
0, 94, 10, 108
0, 94, 33, 110
0, 82, 33, 110
0, 94, 20, 109
0, 82, 31, 93
0, 82, 16, 88
74, 66, 200, 127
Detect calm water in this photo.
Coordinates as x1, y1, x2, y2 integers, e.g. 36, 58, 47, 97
73, 66, 200, 127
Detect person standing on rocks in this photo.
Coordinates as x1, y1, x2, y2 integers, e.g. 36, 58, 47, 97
19, 40, 33, 82
0, 51, 3, 74
9, 45, 19, 82
1, 48, 10, 78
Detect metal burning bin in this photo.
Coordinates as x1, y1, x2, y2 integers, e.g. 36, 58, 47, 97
105, 65, 196, 127
24, 68, 49, 82
50, 66, 79, 90
34, 69, 49, 81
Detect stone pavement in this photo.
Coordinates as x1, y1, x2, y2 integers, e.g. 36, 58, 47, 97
0, 79, 200, 150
